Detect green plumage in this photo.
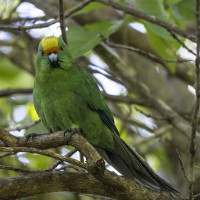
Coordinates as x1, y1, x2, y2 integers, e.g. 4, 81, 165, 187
33, 36, 178, 194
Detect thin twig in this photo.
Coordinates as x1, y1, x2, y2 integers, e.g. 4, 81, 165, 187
0, 0, 195, 43
102, 92, 150, 107
59, 0, 67, 45
47, 148, 77, 171
135, 106, 165, 120
0, 16, 48, 24
95, 0, 196, 42
98, 41, 196, 138
0, 147, 88, 170
0, 88, 150, 108
102, 37, 193, 64
194, 193, 200, 199
189, 1, 200, 199
86, 64, 124, 85
176, 149, 189, 185
186, 192, 200, 200
134, 125, 172, 147
0, 19, 58, 30
6, 120, 41, 132
169, 31, 196, 56
0, 0, 92, 31
113, 111, 154, 133
65, 0, 92, 17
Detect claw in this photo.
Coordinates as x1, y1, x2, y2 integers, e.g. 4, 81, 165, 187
24, 133, 41, 142
64, 128, 82, 145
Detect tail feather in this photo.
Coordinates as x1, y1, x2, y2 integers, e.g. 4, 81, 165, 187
95, 134, 179, 195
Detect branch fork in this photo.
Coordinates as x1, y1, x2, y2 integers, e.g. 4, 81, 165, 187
0, 126, 174, 200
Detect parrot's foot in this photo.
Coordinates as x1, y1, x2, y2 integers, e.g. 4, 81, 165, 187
24, 133, 42, 142
64, 128, 82, 145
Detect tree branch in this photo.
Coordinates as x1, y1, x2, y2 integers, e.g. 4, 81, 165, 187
0, 146, 88, 170
0, 170, 171, 200
168, 31, 196, 56
6, 120, 41, 132
59, 0, 67, 45
102, 92, 150, 106
0, 88, 33, 97
0, 88, 150, 109
0, 0, 92, 31
102, 38, 193, 64
134, 125, 173, 147
95, 44, 198, 139
0, 127, 173, 200
0, 0, 195, 44
47, 148, 77, 171
189, 1, 200, 199
0, 171, 112, 200
95, 0, 196, 42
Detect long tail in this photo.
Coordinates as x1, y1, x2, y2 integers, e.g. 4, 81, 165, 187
95, 133, 179, 195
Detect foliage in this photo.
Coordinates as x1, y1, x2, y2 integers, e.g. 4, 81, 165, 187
0, 0, 198, 199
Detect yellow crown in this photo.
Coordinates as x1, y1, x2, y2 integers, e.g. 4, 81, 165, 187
41, 37, 60, 55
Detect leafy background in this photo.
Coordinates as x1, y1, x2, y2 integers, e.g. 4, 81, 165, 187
0, 0, 198, 199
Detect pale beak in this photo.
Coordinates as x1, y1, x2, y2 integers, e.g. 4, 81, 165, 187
48, 53, 59, 68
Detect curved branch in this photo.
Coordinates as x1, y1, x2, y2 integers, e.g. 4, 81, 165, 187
0, 170, 171, 200
0, 146, 88, 170
103, 39, 193, 64
0, 171, 112, 200
0, 127, 173, 200
6, 120, 41, 132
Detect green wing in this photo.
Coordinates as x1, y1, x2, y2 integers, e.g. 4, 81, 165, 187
75, 63, 120, 135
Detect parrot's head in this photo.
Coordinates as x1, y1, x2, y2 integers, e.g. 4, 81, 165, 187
35, 36, 74, 74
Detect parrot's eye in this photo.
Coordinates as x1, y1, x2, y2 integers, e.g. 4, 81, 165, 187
41, 51, 44, 56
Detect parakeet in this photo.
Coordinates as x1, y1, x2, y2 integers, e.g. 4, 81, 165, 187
33, 36, 179, 194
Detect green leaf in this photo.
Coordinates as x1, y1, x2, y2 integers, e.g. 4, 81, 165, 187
67, 20, 124, 58
25, 153, 53, 170
136, 0, 169, 20
67, 26, 98, 59
0, 58, 34, 89
146, 27, 181, 73
135, 0, 172, 39
0, 58, 21, 78
171, 0, 195, 21
135, 0, 184, 72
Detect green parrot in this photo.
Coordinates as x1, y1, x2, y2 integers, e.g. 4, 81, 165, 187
33, 36, 179, 194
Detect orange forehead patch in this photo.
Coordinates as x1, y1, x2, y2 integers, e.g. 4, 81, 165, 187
44, 46, 61, 55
